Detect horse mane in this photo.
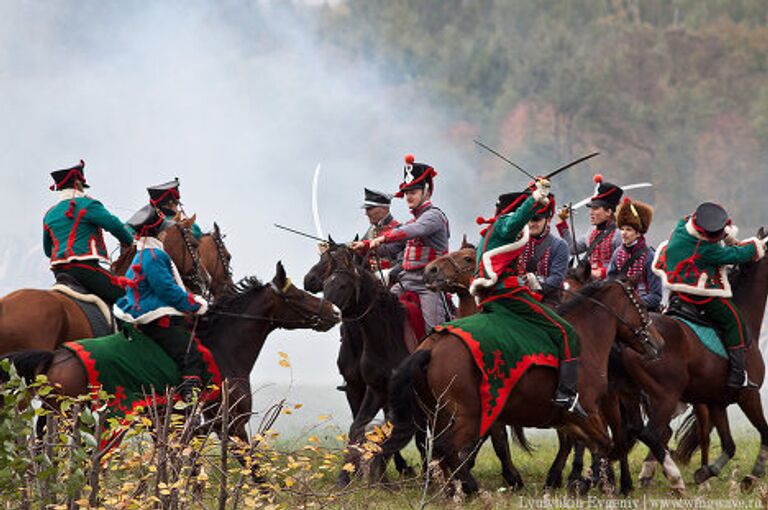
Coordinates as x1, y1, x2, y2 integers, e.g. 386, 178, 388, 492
556, 279, 609, 316
196, 276, 267, 341
353, 268, 407, 343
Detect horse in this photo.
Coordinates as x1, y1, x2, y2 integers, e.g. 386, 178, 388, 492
423, 237, 532, 489
198, 222, 234, 300
372, 279, 664, 495
1, 261, 340, 472
619, 228, 768, 492
0, 221, 201, 356
305, 240, 422, 485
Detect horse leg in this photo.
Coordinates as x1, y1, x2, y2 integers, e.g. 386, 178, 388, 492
440, 414, 480, 496
693, 405, 733, 484
736, 389, 768, 492
567, 441, 588, 494
488, 424, 523, 490
544, 431, 572, 490
636, 399, 685, 492
338, 387, 385, 487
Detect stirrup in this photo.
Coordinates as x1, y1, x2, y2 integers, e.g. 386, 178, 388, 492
554, 393, 588, 419
727, 374, 758, 390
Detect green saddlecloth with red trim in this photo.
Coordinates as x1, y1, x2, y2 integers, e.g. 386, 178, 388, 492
63, 325, 221, 419
434, 301, 559, 436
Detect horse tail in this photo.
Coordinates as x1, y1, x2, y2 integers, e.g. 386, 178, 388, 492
672, 408, 699, 465
0, 350, 55, 384
382, 349, 432, 457
511, 426, 535, 455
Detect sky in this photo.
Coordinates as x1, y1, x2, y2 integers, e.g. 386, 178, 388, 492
0, 0, 479, 389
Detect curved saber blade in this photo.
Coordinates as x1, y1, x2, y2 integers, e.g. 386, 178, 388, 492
544, 152, 600, 180
572, 182, 653, 210
473, 139, 536, 180
311, 163, 324, 239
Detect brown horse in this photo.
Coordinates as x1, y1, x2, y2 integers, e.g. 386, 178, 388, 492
620, 228, 768, 492
0, 221, 200, 356
198, 222, 234, 299
373, 279, 664, 494
1, 261, 340, 472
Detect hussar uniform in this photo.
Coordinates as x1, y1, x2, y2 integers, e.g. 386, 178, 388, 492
514, 194, 569, 304
369, 154, 450, 331
471, 183, 586, 417
147, 178, 203, 240
114, 204, 209, 402
43, 160, 135, 306
652, 202, 767, 389
607, 198, 662, 311
557, 175, 623, 278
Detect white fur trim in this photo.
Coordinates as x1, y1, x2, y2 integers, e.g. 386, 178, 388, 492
684, 218, 708, 241
724, 224, 738, 240
193, 295, 209, 315
112, 304, 184, 325
52, 284, 112, 326
56, 189, 86, 202
136, 236, 164, 251
753, 237, 767, 260
469, 225, 529, 296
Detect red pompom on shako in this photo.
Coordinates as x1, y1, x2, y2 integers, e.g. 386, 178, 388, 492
593, 173, 603, 184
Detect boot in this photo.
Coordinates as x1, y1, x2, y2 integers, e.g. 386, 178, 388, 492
553, 359, 588, 419
178, 375, 202, 403
726, 346, 758, 389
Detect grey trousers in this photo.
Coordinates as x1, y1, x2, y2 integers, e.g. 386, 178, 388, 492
392, 269, 448, 331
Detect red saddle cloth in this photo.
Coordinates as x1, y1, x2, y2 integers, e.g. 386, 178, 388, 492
399, 291, 426, 342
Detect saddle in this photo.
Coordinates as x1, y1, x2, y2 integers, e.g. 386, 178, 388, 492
665, 295, 718, 330
398, 292, 424, 352
52, 273, 114, 337
664, 295, 731, 358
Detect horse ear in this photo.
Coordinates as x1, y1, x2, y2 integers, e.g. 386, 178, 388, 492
758, 226, 766, 239
214, 222, 220, 235
273, 261, 287, 285
187, 213, 197, 225
461, 234, 469, 249
353, 234, 360, 242
328, 234, 337, 246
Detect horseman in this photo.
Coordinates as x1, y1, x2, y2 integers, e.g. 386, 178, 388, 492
43, 160, 135, 306
515, 193, 569, 304
557, 174, 623, 280
360, 188, 402, 283
114, 204, 209, 402
147, 178, 203, 240
652, 202, 767, 390
352, 154, 450, 331
607, 198, 662, 311
472, 180, 586, 417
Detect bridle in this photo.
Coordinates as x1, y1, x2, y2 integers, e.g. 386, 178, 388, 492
177, 224, 211, 297
211, 228, 233, 281
323, 249, 378, 322
209, 278, 331, 329
433, 254, 474, 292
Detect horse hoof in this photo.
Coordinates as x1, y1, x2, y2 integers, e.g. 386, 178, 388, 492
598, 480, 616, 496
740, 475, 758, 493
567, 479, 589, 497
399, 466, 416, 478
693, 466, 713, 485
671, 487, 687, 497
639, 477, 653, 488
507, 478, 524, 492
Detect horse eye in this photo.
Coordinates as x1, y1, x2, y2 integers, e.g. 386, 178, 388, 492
464, 256, 474, 263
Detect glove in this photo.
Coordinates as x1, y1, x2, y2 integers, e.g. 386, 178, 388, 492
193, 295, 209, 315
557, 205, 571, 222
532, 178, 551, 204
524, 272, 542, 291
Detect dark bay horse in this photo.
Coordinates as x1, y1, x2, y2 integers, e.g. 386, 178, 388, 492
373, 279, 664, 495
621, 228, 768, 492
0, 221, 200, 356
2, 261, 340, 462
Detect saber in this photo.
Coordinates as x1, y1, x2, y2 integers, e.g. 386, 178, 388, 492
544, 152, 600, 180
572, 182, 653, 210
473, 139, 536, 180
311, 163, 324, 239
274, 223, 327, 243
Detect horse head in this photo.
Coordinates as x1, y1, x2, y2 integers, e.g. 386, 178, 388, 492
303, 234, 344, 293
268, 261, 340, 331
564, 258, 591, 293
424, 237, 476, 293
199, 222, 234, 299
322, 245, 370, 312
161, 222, 210, 294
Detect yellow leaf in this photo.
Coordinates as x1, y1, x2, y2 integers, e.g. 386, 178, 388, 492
317, 414, 330, 421
282, 408, 293, 415
293, 403, 303, 409
284, 476, 295, 487
307, 435, 319, 443
342, 463, 356, 473
278, 351, 289, 359
278, 359, 291, 368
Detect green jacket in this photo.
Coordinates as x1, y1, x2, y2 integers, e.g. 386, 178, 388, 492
43, 191, 134, 267
469, 196, 537, 298
652, 217, 765, 297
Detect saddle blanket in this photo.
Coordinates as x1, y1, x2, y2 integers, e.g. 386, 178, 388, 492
63, 325, 221, 419
674, 317, 727, 359
434, 301, 559, 436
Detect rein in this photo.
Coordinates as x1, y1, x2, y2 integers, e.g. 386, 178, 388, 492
178, 224, 211, 297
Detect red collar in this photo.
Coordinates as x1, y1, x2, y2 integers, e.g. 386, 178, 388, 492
411, 201, 432, 217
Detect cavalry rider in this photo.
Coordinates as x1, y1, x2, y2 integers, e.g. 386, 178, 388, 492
607, 198, 662, 311
557, 174, 623, 280
43, 160, 135, 306
147, 178, 203, 240
652, 202, 767, 390
352, 154, 450, 331
515, 193, 569, 304
360, 188, 402, 282
472, 179, 586, 417
114, 204, 209, 402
